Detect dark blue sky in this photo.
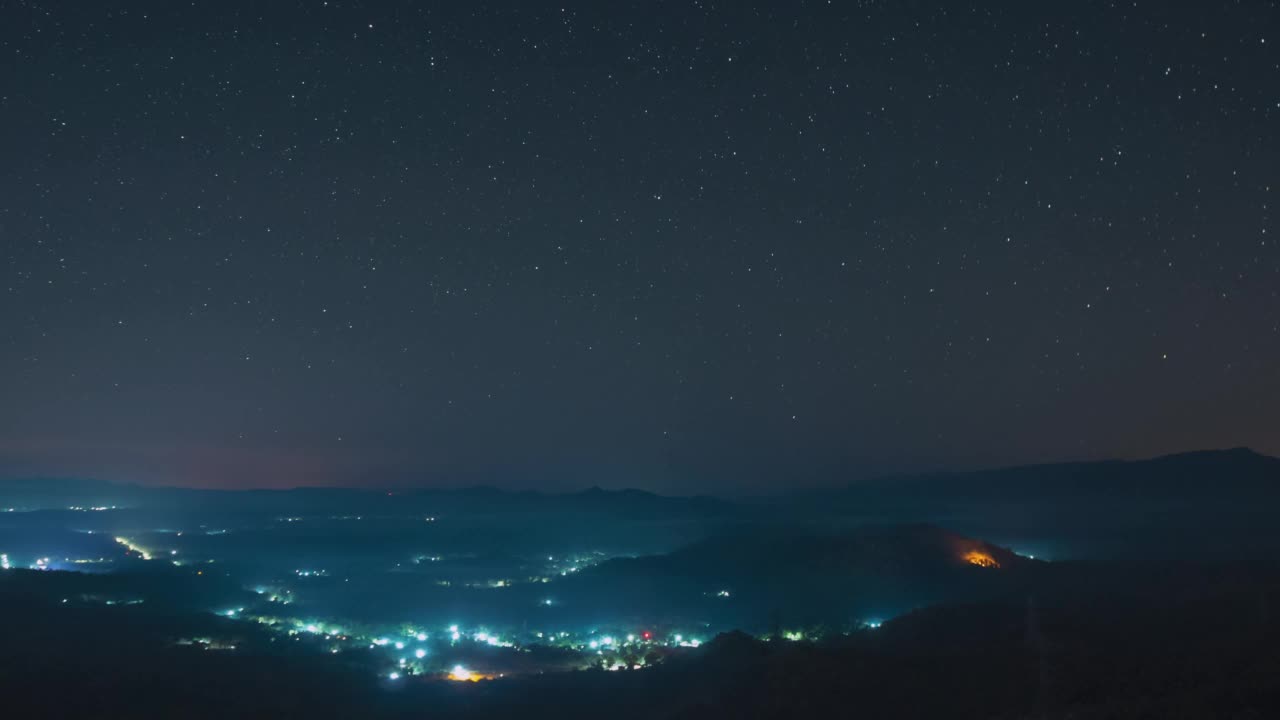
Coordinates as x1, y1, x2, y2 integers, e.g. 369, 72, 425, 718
1, 1, 1276, 492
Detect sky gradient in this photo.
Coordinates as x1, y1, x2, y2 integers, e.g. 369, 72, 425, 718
1, 1, 1276, 492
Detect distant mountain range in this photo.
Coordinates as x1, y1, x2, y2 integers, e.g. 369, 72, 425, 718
5, 447, 1276, 506
778, 447, 1280, 560
5, 448, 1280, 559
0, 475, 733, 518
832, 447, 1280, 503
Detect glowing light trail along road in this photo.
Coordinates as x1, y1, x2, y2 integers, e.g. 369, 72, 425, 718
114, 537, 154, 561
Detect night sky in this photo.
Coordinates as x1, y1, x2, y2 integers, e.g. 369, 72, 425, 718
1, 1, 1276, 492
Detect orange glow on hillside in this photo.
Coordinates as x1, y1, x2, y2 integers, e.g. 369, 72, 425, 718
963, 550, 1000, 568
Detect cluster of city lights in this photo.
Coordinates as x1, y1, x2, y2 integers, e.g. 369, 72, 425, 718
228, 607, 728, 684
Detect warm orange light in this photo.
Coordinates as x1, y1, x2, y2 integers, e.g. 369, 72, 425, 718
963, 550, 1000, 568
447, 666, 492, 682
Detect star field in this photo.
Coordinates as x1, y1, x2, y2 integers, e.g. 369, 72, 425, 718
0, 1, 1276, 491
